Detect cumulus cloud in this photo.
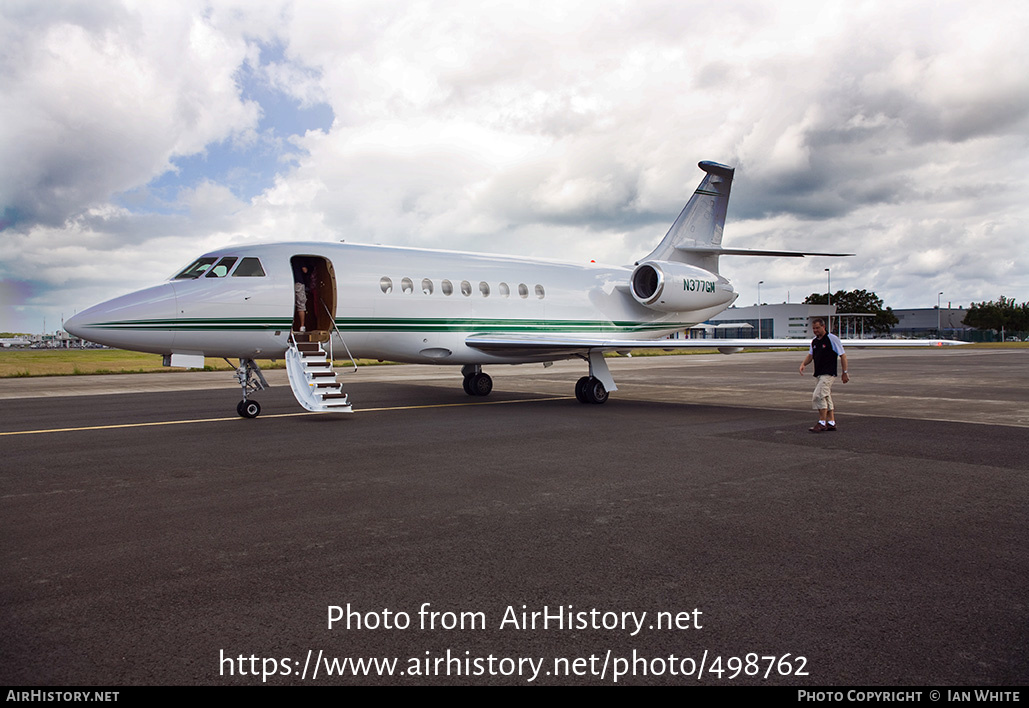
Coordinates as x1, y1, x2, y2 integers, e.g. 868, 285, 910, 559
0, 1, 261, 231
1, 0, 1028, 331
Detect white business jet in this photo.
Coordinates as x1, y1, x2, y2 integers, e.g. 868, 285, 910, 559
64, 161, 960, 418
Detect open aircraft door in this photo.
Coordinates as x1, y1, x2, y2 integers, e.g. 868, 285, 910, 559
290, 255, 337, 342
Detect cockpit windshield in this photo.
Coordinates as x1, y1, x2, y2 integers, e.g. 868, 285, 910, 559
173, 257, 218, 279
173, 255, 267, 280
205, 256, 238, 278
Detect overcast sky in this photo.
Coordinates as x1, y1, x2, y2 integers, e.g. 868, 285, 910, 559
2, 0, 1028, 333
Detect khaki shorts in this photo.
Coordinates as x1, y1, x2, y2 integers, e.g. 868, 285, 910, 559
295, 282, 307, 310
812, 375, 836, 411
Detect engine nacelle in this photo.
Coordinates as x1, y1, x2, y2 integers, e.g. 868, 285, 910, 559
629, 261, 735, 313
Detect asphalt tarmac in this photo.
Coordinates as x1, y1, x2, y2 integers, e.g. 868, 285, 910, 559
1, 348, 1026, 685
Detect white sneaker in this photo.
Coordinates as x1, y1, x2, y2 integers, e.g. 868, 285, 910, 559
299, 326, 306, 332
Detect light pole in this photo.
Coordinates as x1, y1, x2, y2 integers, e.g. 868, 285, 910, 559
938, 291, 943, 336
825, 268, 831, 333
757, 281, 764, 339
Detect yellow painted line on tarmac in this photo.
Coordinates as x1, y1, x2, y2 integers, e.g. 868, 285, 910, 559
0, 415, 242, 436
0, 395, 572, 437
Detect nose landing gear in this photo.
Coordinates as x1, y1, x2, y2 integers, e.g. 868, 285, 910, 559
233, 358, 269, 418
237, 399, 262, 418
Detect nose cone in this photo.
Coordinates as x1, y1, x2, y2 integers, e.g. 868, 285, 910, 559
64, 305, 108, 340
65, 283, 179, 354
62, 311, 88, 340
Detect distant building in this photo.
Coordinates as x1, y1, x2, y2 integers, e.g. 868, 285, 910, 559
700, 303, 974, 340
892, 307, 973, 338
704, 303, 836, 339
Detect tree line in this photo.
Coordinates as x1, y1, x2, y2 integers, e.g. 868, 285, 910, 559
962, 297, 1029, 334
803, 290, 898, 335
800, 291, 1028, 337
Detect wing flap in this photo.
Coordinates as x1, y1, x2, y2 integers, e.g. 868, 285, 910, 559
465, 333, 967, 357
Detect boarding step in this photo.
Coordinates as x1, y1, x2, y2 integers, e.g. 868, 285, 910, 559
284, 337, 352, 414
291, 330, 330, 344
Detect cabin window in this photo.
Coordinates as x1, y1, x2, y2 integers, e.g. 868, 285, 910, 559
498, 282, 510, 298
232, 257, 266, 277
479, 281, 490, 297
205, 256, 238, 278
535, 284, 545, 299
518, 283, 529, 299
461, 280, 472, 297
380, 277, 393, 294
441, 279, 453, 296
401, 277, 414, 294
174, 257, 218, 279
422, 278, 434, 295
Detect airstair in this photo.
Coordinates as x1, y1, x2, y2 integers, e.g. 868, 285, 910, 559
285, 336, 353, 414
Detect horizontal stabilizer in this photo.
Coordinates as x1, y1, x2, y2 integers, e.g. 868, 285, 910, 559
697, 160, 735, 179
675, 246, 854, 258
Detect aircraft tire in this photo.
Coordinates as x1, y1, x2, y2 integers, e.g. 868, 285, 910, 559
462, 376, 475, 396
469, 372, 493, 396
585, 377, 608, 404
239, 399, 261, 418
574, 376, 591, 403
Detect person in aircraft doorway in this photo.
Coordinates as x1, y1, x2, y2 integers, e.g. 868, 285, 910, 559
799, 317, 849, 432
295, 265, 311, 332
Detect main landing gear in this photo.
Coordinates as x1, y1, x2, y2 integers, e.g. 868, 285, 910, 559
460, 352, 615, 405
575, 376, 608, 404
573, 350, 616, 404
233, 358, 269, 418
461, 364, 493, 396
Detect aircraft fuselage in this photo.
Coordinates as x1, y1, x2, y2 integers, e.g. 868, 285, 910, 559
65, 241, 738, 365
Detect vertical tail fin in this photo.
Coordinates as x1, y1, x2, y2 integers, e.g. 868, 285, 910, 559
639, 161, 735, 272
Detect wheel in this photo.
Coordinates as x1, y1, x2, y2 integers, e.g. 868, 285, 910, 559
239, 399, 261, 418
585, 377, 608, 404
469, 372, 493, 396
462, 375, 475, 396
574, 376, 591, 403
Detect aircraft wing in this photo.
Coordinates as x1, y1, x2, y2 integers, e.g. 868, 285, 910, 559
465, 334, 967, 358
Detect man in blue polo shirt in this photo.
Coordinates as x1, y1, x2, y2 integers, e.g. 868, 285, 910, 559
799, 317, 849, 432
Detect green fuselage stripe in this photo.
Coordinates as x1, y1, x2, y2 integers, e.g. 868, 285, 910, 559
83, 316, 691, 334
